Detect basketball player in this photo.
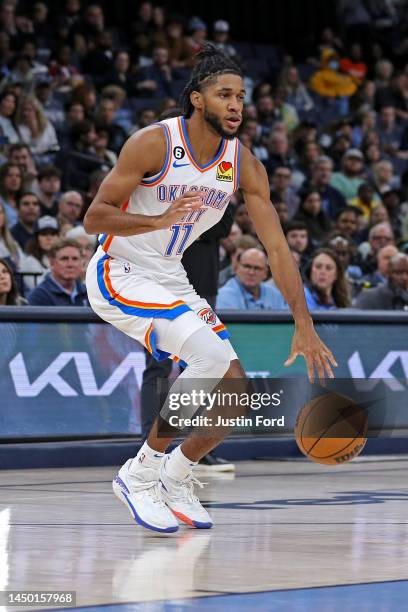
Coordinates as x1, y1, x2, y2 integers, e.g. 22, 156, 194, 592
84, 45, 337, 533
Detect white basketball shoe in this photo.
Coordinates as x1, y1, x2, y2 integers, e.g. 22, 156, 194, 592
113, 459, 179, 533
159, 457, 213, 529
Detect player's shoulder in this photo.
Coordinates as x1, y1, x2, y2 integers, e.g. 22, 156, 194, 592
239, 143, 263, 166
126, 122, 168, 150
239, 143, 268, 187
117, 122, 169, 171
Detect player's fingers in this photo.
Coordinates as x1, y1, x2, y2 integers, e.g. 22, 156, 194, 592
324, 349, 338, 368
284, 351, 297, 366
322, 353, 335, 379
313, 352, 325, 381
305, 356, 315, 384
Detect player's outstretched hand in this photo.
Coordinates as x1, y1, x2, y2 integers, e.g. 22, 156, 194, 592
156, 191, 203, 229
284, 324, 338, 383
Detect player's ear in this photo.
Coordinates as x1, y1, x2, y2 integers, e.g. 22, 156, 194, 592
190, 90, 203, 111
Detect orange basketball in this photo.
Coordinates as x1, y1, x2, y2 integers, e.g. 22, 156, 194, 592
294, 393, 368, 465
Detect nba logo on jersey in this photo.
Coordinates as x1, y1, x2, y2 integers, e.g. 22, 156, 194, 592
216, 161, 233, 182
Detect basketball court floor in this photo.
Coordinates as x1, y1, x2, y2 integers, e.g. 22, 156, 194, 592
1, 457, 408, 611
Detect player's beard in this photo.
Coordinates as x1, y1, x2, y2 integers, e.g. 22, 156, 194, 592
203, 109, 237, 140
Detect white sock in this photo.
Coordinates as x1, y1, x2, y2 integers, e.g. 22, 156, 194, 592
129, 441, 164, 474
163, 445, 198, 482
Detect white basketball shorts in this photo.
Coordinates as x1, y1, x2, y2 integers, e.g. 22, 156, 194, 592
86, 248, 237, 366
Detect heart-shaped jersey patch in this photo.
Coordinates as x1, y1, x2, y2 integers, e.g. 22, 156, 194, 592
218, 161, 232, 174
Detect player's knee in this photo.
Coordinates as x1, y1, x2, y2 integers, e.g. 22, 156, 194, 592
190, 336, 231, 379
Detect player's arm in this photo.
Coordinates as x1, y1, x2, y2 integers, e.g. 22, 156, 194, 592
239, 146, 337, 380
83, 126, 201, 236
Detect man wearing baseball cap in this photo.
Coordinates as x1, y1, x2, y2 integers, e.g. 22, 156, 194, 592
330, 148, 365, 200
213, 20, 237, 59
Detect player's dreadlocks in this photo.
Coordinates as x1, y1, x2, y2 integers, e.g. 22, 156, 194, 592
180, 43, 243, 118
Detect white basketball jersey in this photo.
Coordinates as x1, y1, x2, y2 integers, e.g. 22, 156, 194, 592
98, 116, 241, 274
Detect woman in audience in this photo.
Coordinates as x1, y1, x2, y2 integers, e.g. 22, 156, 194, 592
0, 163, 24, 226
0, 200, 23, 268
15, 94, 59, 158
20, 216, 59, 291
0, 257, 26, 305
294, 188, 332, 244
303, 248, 351, 309
0, 90, 19, 144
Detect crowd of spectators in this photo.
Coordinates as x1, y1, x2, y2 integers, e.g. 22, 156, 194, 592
0, 0, 407, 311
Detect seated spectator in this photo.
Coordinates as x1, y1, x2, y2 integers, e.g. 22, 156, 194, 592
57, 191, 84, 234
0, 162, 23, 226
65, 225, 97, 281
71, 83, 98, 119
284, 220, 312, 268
95, 97, 127, 153
10, 192, 41, 251
0, 200, 23, 268
334, 206, 362, 243
255, 94, 276, 139
186, 16, 208, 55
354, 253, 408, 310
48, 44, 83, 95
216, 248, 288, 310
35, 80, 65, 127
20, 215, 59, 291
265, 130, 294, 175
309, 49, 357, 115
374, 59, 394, 91
349, 182, 380, 222
358, 221, 395, 274
27, 238, 89, 306
158, 15, 193, 69
371, 160, 400, 195
35, 166, 62, 217
219, 235, 262, 287
8, 144, 39, 193
376, 105, 403, 156
94, 125, 117, 165
212, 20, 236, 59
352, 110, 377, 149
293, 188, 332, 244
273, 87, 299, 133
304, 155, 346, 219
360, 244, 399, 289
269, 166, 299, 219
135, 46, 175, 99
14, 94, 60, 158
325, 233, 363, 283
101, 85, 134, 133
278, 65, 314, 115
0, 90, 19, 144
102, 50, 134, 96
339, 43, 367, 83
0, 257, 26, 305
330, 149, 365, 200
303, 248, 351, 310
